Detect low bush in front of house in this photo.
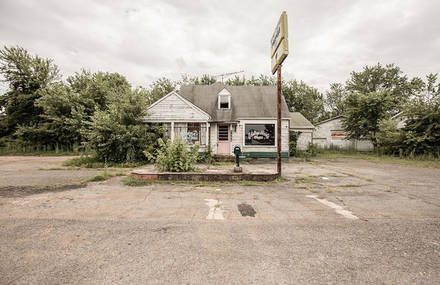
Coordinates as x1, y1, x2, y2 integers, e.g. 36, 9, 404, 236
152, 137, 200, 172
289, 131, 299, 157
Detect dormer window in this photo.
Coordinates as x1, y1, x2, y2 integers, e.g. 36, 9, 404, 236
218, 88, 231, 110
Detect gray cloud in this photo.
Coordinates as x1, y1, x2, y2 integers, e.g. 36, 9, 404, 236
1, 0, 439, 91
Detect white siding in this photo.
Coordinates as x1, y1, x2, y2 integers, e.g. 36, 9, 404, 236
233, 119, 289, 154
313, 118, 374, 151
145, 93, 209, 122
209, 123, 218, 151
295, 130, 313, 150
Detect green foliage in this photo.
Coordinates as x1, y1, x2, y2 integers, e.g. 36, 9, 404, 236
0, 46, 60, 137
325, 83, 346, 117
123, 176, 154, 186
225, 74, 276, 86
282, 79, 326, 124
376, 118, 405, 155
85, 91, 164, 163
65, 156, 144, 168
198, 144, 214, 164
225, 75, 246, 86
400, 84, 440, 157
376, 73, 440, 157
87, 170, 125, 182
144, 77, 176, 105
289, 131, 299, 157
343, 91, 394, 145
154, 137, 199, 172
294, 143, 319, 161
345, 63, 412, 108
315, 149, 440, 168
181, 74, 217, 86
180, 74, 275, 87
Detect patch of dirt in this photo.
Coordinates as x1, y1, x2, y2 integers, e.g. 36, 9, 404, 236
0, 183, 87, 198
238, 203, 256, 217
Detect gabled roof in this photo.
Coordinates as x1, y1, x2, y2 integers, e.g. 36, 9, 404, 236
146, 91, 211, 121
289, 112, 314, 129
179, 84, 290, 122
315, 115, 346, 126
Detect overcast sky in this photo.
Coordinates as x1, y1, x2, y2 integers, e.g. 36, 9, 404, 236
1, 0, 439, 92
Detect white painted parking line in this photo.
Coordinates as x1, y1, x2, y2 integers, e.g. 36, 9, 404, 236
306, 195, 359, 220
204, 199, 224, 220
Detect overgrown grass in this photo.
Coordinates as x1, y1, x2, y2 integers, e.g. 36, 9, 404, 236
65, 156, 146, 168
87, 170, 126, 182
314, 150, 440, 168
123, 176, 154, 186
0, 148, 86, 156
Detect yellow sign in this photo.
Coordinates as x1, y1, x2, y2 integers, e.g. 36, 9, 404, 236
271, 11, 288, 74
271, 38, 288, 74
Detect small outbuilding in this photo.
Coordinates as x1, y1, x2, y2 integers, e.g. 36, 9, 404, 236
313, 115, 374, 151
144, 84, 291, 158
289, 112, 314, 150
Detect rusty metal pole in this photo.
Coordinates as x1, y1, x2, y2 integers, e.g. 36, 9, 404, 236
277, 65, 282, 176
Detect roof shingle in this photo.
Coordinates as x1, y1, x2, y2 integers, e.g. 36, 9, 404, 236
179, 84, 290, 122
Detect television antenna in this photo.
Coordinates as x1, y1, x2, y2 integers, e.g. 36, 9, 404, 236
213, 70, 244, 83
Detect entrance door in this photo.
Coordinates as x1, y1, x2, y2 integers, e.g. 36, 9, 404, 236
217, 124, 230, 155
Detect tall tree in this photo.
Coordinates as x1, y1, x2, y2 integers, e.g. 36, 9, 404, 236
0, 46, 60, 137
225, 75, 246, 86
181, 74, 217, 86
282, 79, 326, 124
400, 73, 440, 156
15, 70, 132, 149
325, 83, 346, 117
345, 63, 412, 112
145, 77, 176, 105
343, 63, 422, 147
343, 91, 394, 146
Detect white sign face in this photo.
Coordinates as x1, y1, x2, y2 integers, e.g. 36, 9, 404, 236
270, 11, 289, 74
270, 11, 288, 58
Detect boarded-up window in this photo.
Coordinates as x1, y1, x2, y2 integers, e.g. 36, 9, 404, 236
331, 131, 347, 140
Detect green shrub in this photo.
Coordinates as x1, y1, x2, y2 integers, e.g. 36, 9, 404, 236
123, 176, 154, 186
376, 118, 405, 155
197, 144, 214, 164
85, 91, 164, 163
289, 131, 299, 157
295, 143, 319, 161
154, 137, 199, 172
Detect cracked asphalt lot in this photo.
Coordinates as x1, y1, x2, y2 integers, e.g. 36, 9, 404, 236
1, 156, 439, 284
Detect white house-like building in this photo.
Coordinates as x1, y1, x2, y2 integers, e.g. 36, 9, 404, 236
313, 115, 374, 151
144, 84, 291, 158
289, 112, 314, 150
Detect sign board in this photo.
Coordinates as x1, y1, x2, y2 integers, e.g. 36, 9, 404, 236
270, 11, 288, 74
271, 38, 288, 74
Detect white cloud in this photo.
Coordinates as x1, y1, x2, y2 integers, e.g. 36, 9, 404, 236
0, 0, 439, 92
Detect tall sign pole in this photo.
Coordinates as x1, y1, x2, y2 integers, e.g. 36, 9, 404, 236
271, 11, 288, 176
277, 65, 282, 175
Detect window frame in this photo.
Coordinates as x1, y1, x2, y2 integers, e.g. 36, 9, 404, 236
243, 122, 277, 147
218, 95, 231, 110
